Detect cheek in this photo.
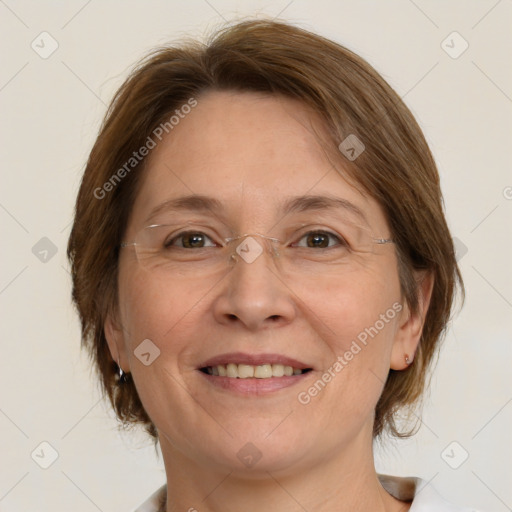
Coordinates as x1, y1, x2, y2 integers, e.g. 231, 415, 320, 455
300, 263, 402, 407
301, 260, 401, 341
116, 270, 208, 429
118, 268, 210, 345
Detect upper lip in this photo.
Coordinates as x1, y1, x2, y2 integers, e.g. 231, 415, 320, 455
198, 352, 313, 370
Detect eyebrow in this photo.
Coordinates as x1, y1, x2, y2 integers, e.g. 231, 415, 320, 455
145, 194, 368, 225
282, 195, 368, 224
146, 195, 224, 223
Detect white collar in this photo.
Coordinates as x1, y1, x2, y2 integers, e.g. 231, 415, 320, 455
378, 475, 475, 511
134, 474, 474, 512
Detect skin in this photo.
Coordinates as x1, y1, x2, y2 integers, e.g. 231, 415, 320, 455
105, 91, 433, 511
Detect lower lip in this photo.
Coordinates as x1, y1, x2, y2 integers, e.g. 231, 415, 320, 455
197, 370, 312, 395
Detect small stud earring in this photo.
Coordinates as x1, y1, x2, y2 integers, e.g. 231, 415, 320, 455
405, 354, 413, 365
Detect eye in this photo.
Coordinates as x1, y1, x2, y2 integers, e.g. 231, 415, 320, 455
293, 230, 347, 249
164, 231, 217, 249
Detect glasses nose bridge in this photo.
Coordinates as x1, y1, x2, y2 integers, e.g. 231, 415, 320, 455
227, 232, 281, 266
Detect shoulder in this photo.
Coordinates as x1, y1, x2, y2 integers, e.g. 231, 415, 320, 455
133, 484, 166, 512
379, 474, 481, 512
409, 481, 479, 512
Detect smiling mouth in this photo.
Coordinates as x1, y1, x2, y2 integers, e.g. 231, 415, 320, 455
200, 363, 313, 379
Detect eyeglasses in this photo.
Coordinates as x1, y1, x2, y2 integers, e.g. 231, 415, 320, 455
120, 220, 394, 280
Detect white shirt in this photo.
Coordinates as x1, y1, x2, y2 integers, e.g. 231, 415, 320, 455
134, 474, 479, 511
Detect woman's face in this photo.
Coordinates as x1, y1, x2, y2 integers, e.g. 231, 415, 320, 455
108, 90, 418, 475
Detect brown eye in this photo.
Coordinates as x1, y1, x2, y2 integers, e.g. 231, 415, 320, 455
165, 232, 215, 249
295, 231, 345, 249
182, 233, 207, 248
307, 232, 329, 248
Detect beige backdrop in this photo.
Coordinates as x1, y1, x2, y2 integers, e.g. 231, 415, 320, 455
1, 1, 511, 510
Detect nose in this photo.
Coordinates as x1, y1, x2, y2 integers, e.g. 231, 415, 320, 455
211, 235, 297, 331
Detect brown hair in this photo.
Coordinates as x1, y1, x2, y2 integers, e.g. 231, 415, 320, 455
67, 18, 463, 439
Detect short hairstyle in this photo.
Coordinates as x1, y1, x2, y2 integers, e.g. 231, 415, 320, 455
67, 19, 463, 440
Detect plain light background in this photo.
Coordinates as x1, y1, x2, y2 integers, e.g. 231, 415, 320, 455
0, 1, 511, 511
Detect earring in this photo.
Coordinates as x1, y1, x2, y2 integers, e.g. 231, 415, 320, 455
117, 357, 127, 383
405, 354, 413, 366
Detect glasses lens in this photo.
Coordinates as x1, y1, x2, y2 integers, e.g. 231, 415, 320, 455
133, 223, 223, 273
130, 220, 392, 278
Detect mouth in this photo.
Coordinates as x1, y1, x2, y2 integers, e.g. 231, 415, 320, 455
199, 363, 313, 378
196, 353, 314, 394
198, 352, 313, 377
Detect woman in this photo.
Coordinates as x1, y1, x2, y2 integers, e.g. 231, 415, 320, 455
68, 19, 471, 511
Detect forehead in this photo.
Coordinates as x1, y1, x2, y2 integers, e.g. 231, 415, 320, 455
129, 91, 387, 231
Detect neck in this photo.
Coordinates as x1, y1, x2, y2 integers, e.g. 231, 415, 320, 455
159, 427, 410, 512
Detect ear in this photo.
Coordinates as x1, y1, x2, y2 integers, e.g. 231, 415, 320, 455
390, 271, 434, 370
104, 309, 129, 373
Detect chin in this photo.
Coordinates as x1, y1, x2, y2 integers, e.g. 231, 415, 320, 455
198, 424, 313, 475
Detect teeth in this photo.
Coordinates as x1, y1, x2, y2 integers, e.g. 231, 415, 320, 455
205, 363, 307, 379
271, 364, 284, 377
226, 363, 238, 378
238, 364, 254, 378
254, 364, 273, 378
